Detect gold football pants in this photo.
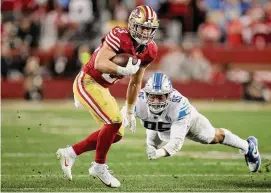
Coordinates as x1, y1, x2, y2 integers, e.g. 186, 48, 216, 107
73, 71, 124, 136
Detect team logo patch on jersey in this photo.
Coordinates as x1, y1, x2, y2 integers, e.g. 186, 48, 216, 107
165, 114, 171, 122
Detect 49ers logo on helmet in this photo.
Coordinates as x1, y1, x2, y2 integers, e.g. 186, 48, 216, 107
131, 8, 141, 19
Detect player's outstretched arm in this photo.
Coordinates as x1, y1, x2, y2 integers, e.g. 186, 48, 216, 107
125, 66, 147, 133
162, 119, 189, 156
147, 119, 190, 160
127, 67, 147, 106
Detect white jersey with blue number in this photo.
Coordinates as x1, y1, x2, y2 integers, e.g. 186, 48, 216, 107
136, 89, 195, 132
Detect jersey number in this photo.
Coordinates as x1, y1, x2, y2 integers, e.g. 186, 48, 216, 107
115, 27, 128, 34
143, 121, 171, 132
138, 91, 144, 99
172, 95, 181, 103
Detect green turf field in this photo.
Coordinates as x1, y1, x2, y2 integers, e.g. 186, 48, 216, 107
2, 100, 271, 192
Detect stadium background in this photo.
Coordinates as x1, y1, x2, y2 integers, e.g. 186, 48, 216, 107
2, 0, 271, 101
1, 0, 271, 192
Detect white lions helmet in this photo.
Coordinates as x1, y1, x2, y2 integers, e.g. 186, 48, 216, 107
143, 72, 173, 114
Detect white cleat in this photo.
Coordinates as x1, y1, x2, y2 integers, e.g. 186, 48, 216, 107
56, 148, 76, 180
89, 162, 121, 188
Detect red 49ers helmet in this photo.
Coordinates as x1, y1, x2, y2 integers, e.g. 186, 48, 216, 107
128, 5, 159, 45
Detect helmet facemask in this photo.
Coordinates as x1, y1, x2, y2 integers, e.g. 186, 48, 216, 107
146, 93, 171, 114
129, 21, 158, 45
144, 72, 173, 114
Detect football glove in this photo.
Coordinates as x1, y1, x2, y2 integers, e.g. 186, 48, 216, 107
126, 105, 136, 133
146, 145, 157, 160
120, 105, 136, 133
116, 57, 141, 76
147, 146, 167, 160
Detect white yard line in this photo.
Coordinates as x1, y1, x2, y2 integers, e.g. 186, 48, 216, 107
2, 100, 271, 111
1, 174, 255, 177
3, 151, 271, 159
124, 151, 271, 159
177, 151, 271, 159
1, 161, 244, 166
2, 187, 271, 192
191, 100, 271, 111
40, 127, 95, 135
120, 138, 213, 146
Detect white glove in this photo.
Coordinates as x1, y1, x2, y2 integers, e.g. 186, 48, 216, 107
116, 57, 141, 76
121, 105, 136, 133
126, 107, 136, 133
147, 146, 167, 160
120, 106, 129, 128
147, 145, 157, 160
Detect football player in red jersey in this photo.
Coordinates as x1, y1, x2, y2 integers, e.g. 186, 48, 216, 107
56, 5, 159, 188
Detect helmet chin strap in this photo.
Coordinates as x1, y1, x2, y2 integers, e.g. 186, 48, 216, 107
147, 93, 172, 115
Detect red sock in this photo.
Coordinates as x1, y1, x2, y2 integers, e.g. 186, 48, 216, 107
95, 123, 122, 164
72, 130, 99, 155
72, 128, 122, 156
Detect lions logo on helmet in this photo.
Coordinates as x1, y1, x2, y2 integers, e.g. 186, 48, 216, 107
144, 72, 173, 114
128, 5, 159, 45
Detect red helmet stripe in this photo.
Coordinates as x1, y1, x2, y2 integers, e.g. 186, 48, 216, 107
147, 5, 153, 18
143, 5, 149, 21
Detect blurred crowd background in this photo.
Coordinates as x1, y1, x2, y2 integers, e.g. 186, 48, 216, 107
1, 0, 271, 101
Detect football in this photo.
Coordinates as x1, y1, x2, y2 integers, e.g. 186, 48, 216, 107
110, 53, 138, 67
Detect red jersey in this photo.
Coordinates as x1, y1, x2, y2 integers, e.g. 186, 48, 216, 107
83, 26, 158, 88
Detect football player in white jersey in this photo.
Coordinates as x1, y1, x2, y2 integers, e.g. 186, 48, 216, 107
122, 72, 261, 172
